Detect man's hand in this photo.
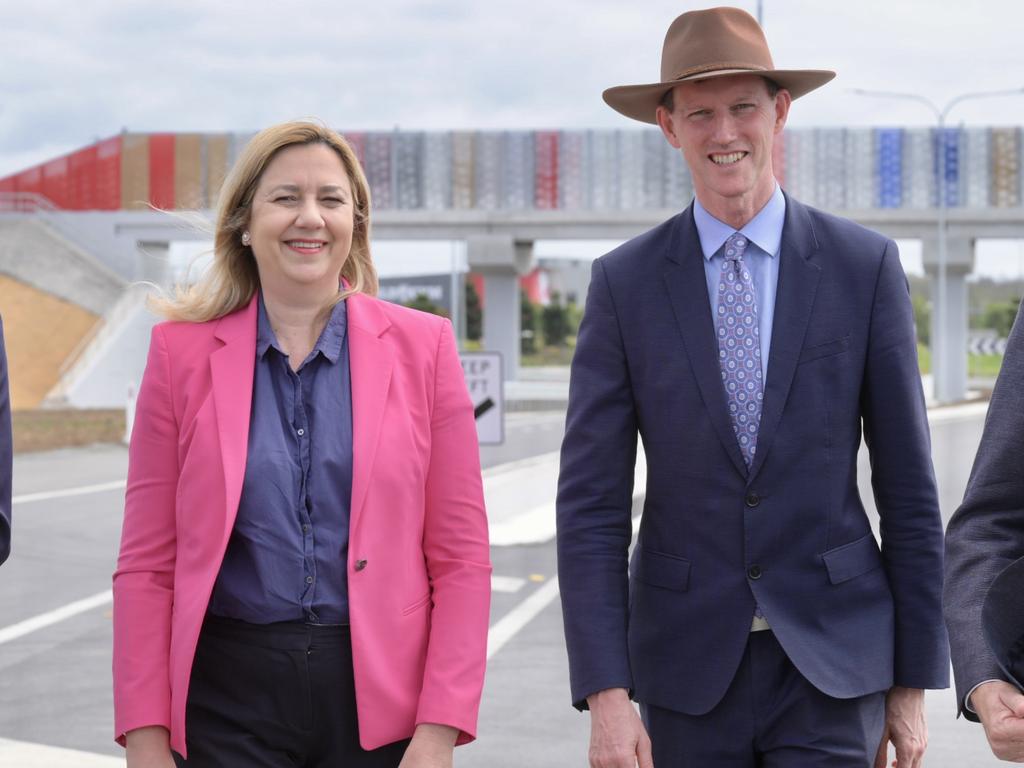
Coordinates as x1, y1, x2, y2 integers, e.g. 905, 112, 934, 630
873, 686, 927, 768
972, 680, 1024, 762
586, 688, 653, 768
397, 723, 457, 768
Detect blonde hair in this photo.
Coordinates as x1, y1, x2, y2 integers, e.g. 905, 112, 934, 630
151, 121, 377, 322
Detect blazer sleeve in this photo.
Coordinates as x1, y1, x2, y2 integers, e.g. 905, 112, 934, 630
414, 319, 492, 744
860, 240, 949, 690
112, 324, 180, 743
0, 316, 11, 566
556, 258, 638, 709
945, 305, 1024, 719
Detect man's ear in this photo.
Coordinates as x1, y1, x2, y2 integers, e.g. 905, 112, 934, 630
773, 88, 793, 134
656, 105, 683, 150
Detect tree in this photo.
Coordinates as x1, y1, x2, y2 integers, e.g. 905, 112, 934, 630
981, 298, 1021, 339
404, 293, 449, 319
542, 291, 571, 348
521, 292, 539, 354
465, 278, 482, 341
911, 293, 931, 347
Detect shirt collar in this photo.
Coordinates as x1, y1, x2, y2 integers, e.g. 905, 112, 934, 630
256, 292, 348, 365
693, 184, 786, 261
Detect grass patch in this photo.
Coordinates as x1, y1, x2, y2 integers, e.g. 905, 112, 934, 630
969, 354, 1004, 378
12, 409, 125, 454
522, 342, 576, 367
917, 343, 931, 375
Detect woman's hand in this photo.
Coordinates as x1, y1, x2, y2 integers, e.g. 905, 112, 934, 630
398, 723, 458, 768
125, 725, 176, 768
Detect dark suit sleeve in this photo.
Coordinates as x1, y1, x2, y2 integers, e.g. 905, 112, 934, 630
556, 258, 638, 709
0, 316, 12, 565
945, 304, 1024, 719
860, 241, 949, 690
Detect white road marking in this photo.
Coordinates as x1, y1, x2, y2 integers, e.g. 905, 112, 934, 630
491, 575, 527, 593
12, 480, 126, 505
487, 577, 560, 660
0, 590, 112, 645
0, 738, 124, 767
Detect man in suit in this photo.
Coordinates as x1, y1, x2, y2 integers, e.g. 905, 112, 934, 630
0, 314, 11, 565
945, 309, 1024, 762
556, 8, 948, 767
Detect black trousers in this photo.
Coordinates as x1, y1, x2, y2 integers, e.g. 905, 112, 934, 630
641, 631, 886, 767
173, 615, 409, 768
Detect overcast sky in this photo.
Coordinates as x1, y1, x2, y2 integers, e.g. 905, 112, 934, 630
2, 0, 1024, 177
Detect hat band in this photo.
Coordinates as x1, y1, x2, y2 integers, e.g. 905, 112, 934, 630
670, 61, 768, 81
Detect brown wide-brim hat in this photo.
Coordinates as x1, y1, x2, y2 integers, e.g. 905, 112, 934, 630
604, 6, 835, 125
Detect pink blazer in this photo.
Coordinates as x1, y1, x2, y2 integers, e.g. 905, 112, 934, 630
113, 293, 491, 757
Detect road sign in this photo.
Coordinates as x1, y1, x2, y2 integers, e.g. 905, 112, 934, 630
460, 351, 504, 445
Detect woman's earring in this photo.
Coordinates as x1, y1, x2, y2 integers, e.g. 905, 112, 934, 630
241, 231, 251, 246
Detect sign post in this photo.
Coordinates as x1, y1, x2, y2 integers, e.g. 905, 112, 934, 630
459, 351, 504, 445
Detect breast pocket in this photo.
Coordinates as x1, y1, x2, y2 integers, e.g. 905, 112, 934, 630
798, 335, 850, 365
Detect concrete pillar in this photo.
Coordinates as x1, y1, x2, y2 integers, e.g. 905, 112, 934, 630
921, 234, 975, 403
466, 235, 535, 381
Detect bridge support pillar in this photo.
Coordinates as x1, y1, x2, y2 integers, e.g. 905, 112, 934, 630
921, 234, 975, 403
466, 235, 535, 381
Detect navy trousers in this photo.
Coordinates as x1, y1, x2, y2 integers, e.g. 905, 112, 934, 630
641, 631, 886, 767
173, 615, 409, 768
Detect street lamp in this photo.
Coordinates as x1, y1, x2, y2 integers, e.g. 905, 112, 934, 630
851, 86, 1024, 403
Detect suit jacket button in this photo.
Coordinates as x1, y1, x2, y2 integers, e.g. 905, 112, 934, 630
748, 565, 762, 580
355, 559, 368, 572
745, 493, 761, 508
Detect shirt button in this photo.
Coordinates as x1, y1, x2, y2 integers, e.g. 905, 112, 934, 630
748, 565, 762, 580
745, 492, 761, 508
355, 559, 368, 572
306, 575, 314, 584
297, 428, 305, 436
302, 524, 310, 533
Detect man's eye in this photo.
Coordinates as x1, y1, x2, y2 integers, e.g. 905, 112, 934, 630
688, 110, 710, 119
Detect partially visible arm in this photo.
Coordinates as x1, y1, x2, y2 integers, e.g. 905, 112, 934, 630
113, 325, 181, 747
414, 319, 491, 744
860, 240, 948, 690
945, 305, 1024, 718
970, 680, 1024, 761
0, 316, 11, 565
124, 726, 176, 768
556, 258, 638, 708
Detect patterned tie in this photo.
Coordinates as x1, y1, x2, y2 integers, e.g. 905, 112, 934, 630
716, 233, 764, 469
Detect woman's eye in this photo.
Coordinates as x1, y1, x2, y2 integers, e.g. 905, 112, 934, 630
274, 195, 298, 203
322, 197, 345, 205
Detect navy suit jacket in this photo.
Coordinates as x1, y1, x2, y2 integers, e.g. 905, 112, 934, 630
556, 195, 949, 714
944, 306, 1024, 719
0, 315, 11, 565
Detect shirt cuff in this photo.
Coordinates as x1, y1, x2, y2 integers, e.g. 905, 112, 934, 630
966, 679, 1005, 713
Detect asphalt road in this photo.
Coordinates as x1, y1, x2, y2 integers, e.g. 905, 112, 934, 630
0, 403, 1007, 766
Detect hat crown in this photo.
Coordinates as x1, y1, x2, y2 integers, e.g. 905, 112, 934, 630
660, 7, 774, 82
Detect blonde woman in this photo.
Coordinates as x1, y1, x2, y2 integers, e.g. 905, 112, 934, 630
113, 121, 491, 767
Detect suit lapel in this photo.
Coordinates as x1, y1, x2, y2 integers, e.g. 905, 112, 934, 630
747, 196, 821, 482
210, 295, 258, 540
347, 292, 393, 539
663, 208, 749, 477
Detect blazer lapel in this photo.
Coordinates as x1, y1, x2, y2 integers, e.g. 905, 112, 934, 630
748, 196, 821, 482
663, 208, 749, 477
210, 295, 258, 540
347, 292, 394, 539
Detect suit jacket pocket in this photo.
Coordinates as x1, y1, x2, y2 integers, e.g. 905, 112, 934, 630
798, 335, 850, 364
633, 548, 692, 592
822, 534, 883, 584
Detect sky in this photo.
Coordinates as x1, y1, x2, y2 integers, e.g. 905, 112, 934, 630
6, 0, 1024, 278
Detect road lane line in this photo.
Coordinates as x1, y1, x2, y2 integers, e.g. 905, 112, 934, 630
0, 590, 112, 645
12, 480, 126, 505
487, 576, 560, 660
491, 575, 527, 593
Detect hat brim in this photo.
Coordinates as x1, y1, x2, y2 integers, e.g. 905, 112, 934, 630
603, 68, 836, 125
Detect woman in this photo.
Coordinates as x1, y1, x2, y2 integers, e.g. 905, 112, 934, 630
113, 121, 491, 767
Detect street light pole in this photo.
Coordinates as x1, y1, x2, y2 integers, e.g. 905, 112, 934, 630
851, 86, 1024, 403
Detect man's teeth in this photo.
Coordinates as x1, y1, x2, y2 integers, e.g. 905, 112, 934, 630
711, 152, 746, 165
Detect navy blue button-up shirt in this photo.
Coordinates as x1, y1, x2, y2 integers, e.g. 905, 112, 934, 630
209, 294, 354, 625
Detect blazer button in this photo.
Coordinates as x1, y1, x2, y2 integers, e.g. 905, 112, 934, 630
748, 565, 762, 580
745, 492, 761, 508
354, 559, 368, 572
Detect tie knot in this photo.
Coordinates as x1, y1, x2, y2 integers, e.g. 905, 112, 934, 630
725, 233, 749, 262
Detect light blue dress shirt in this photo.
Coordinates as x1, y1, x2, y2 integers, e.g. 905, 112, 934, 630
693, 185, 786, 381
